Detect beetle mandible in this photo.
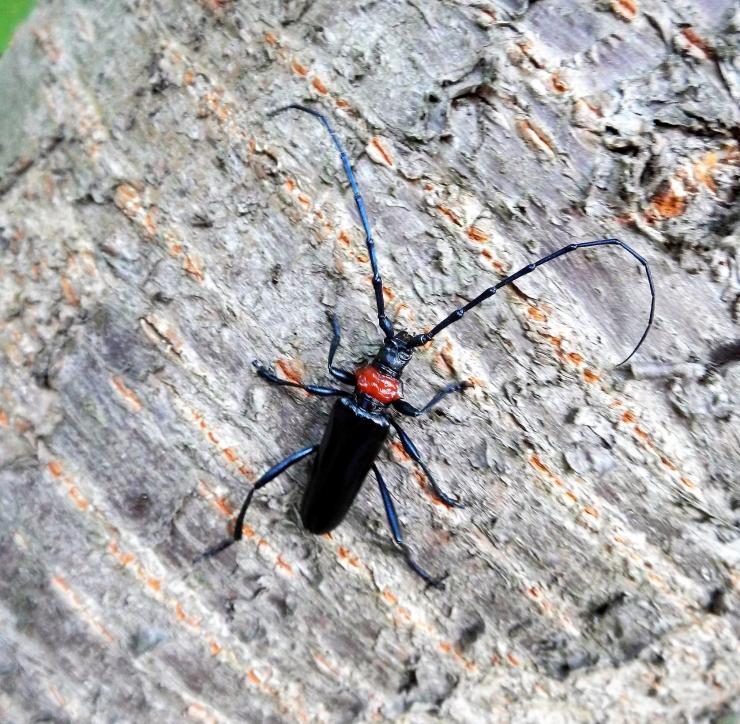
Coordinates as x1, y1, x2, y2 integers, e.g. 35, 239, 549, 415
202, 104, 655, 587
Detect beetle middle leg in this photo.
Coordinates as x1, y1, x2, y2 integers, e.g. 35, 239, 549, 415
372, 464, 446, 588
327, 314, 356, 386
392, 380, 471, 417
198, 444, 319, 560
389, 419, 464, 508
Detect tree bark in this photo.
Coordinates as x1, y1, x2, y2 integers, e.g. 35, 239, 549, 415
1, 0, 738, 721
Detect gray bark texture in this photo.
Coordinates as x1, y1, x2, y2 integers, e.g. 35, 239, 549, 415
1, 0, 739, 721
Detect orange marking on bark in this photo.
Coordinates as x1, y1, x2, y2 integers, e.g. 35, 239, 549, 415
680, 477, 696, 489
291, 59, 308, 77
222, 447, 237, 464
660, 456, 677, 471
382, 285, 395, 301
207, 431, 220, 445
335, 98, 350, 110
648, 182, 687, 220
622, 410, 636, 424
68, 486, 90, 511
437, 206, 463, 226
680, 28, 714, 59
296, 193, 311, 209
583, 506, 599, 518
530, 454, 552, 477
110, 375, 143, 412
238, 464, 252, 478
338, 546, 349, 559
527, 586, 540, 598
337, 229, 351, 247
276, 555, 293, 574
527, 306, 547, 321
61, 276, 80, 306
147, 577, 161, 592
264, 31, 278, 46
276, 359, 303, 384
466, 225, 489, 242
583, 369, 600, 384
183, 255, 205, 282
182, 68, 195, 86
382, 590, 397, 604
611, 0, 638, 20
169, 242, 183, 256
507, 653, 520, 667
693, 151, 719, 192
209, 641, 222, 656
0, 409, 7, 428
284, 178, 296, 193
48, 460, 63, 477
634, 426, 652, 446
566, 352, 583, 366
564, 490, 578, 503
390, 440, 410, 461
550, 73, 568, 93
368, 137, 394, 167
247, 670, 262, 685
516, 119, 556, 157
311, 77, 329, 95
215, 496, 234, 517
356, 253, 369, 264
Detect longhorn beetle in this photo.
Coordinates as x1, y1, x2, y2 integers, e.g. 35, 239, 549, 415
202, 104, 655, 587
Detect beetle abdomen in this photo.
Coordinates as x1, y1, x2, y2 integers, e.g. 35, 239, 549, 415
301, 397, 389, 534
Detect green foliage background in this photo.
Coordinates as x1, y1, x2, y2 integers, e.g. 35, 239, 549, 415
0, 0, 35, 53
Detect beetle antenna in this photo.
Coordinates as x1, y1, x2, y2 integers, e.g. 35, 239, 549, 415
270, 104, 394, 341
407, 238, 655, 366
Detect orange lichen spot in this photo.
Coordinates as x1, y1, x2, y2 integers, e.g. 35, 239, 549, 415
175, 602, 199, 628
222, 447, 237, 464
660, 456, 677, 471
247, 670, 262, 685
48, 460, 64, 477
338, 546, 349, 559
382, 590, 397, 604
110, 375, 143, 412
680, 477, 696, 489
183, 255, 205, 282
214, 496, 234, 518
337, 229, 351, 248
115, 183, 141, 216
648, 180, 687, 220
527, 586, 540, 599
356, 253, 370, 264
0, 410, 7, 428
291, 59, 309, 77
634, 426, 652, 445
238, 464, 252, 478
680, 28, 714, 60
467, 226, 489, 243
355, 366, 402, 403
284, 178, 297, 193
209, 640, 222, 656
550, 73, 568, 93
335, 98, 350, 110
516, 119, 556, 157
527, 306, 547, 322
437, 206, 463, 226
507, 653, 520, 667
439, 641, 452, 654
276, 555, 294, 574
611, 0, 638, 21
567, 351, 584, 366
68, 485, 89, 510
296, 193, 311, 209
61, 276, 80, 306
622, 410, 636, 424
311, 77, 329, 95
276, 359, 303, 384
564, 490, 578, 503
264, 31, 279, 46
542, 333, 562, 348
583, 506, 599, 518
382, 285, 395, 301
207, 430, 220, 445
583, 369, 600, 384
147, 577, 161, 592
530, 454, 552, 477
367, 137, 394, 167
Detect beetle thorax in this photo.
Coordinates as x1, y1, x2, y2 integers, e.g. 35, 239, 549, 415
353, 333, 414, 407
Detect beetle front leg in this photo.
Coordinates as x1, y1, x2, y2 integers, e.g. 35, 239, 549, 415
392, 380, 471, 417
197, 444, 319, 560
372, 464, 446, 589
389, 419, 464, 508
253, 360, 348, 397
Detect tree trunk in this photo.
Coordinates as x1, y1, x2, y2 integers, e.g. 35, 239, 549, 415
1, 0, 738, 721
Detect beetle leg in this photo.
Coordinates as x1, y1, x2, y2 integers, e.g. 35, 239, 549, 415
389, 419, 465, 508
197, 444, 319, 560
392, 380, 471, 417
253, 360, 348, 397
372, 464, 446, 589
327, 314, 356, 386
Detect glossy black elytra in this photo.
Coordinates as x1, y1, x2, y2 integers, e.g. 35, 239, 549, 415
201, 104, 655, 588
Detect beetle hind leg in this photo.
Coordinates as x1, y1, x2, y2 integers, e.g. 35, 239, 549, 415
373, 464, 446, 589
196, 444, 319, 562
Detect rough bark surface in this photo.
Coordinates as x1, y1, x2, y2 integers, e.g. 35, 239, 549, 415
1, 0, 738, 721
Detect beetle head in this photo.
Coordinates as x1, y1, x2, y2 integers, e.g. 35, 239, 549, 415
374, 332, 414, 377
